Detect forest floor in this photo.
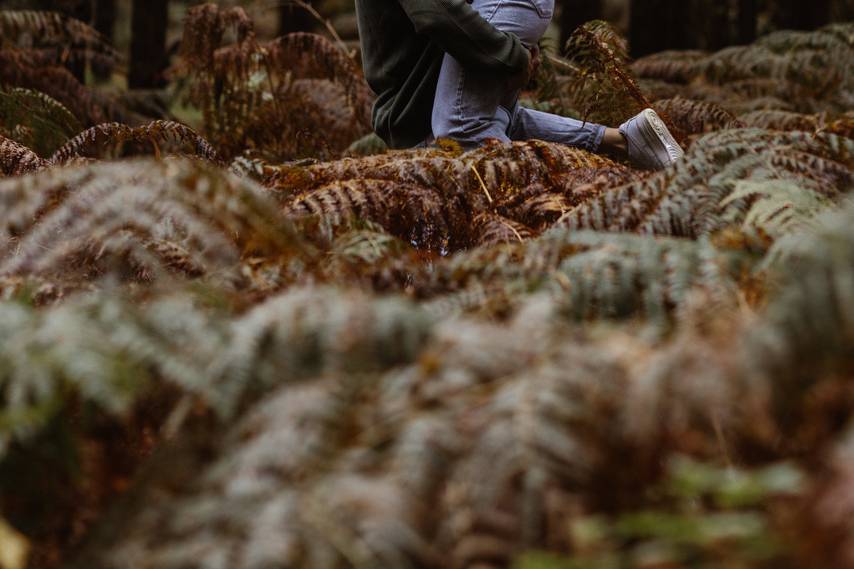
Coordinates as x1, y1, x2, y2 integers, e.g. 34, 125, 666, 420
0, 6, 853, 569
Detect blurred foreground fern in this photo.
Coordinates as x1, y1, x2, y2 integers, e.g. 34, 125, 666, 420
0, 8, 851, 569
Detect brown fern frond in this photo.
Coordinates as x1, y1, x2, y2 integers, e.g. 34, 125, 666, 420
179, 3, 255, 68
496, 184, 573, 229
472, 213, 535, 247
50, 121, 221, 165
0, 50, 123, 125
284, 179, 453, 250
176, 4, 372, 161
631, 50, 709, 83
492, 167, 641, 230
0, 10, 119, 62
0, 135, 47, 176
0, 159, 303, 283
653, 97, 745, 138
560, 20, 653, 126
738, 110, 854, 140
272, 141, 618, 197
274, 141, 621, 250
264, 33, 374, 130
268, 147, 459, 195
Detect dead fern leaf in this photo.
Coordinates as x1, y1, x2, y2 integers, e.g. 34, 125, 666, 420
50, 121, 222, 165
0, 135, 47, 176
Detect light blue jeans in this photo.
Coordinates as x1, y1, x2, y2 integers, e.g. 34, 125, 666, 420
431, 0, 606, 151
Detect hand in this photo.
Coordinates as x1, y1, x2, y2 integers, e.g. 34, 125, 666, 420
528, 44, 541, 79
506, 44, 541, 93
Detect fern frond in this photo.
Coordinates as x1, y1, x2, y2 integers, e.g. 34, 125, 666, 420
206, 287, 435, 414
653, 97, 744, 137
0, 135, 46, 176
739, 110, 854, 140
284, 179, 452, 250
721, 180, 835, 238
559, 21, 652, 126
0, 159, 303, 284
0, 50, 123, 126
391, 226, 740, 325
69, 279, 830, 569
273, 140, 618, 196
0, 292, 223, 457
50, 121, 221, 165
559, 129, 854, 238
177, 4, 372, 161
739, 109, 827, 132
631, 50, 709, 83
0, 88, 82, 157
0, 10, 119, 62
276, 141, 621, 251
326, 223, 410, 267
743, 200, 854, 450
472, 213, 534, 246
264, 33, 374, 130
631, 24, 854, 116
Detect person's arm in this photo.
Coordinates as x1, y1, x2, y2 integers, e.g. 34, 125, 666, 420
398, 0, 530, 73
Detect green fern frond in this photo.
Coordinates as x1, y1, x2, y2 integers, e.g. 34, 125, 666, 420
745, 200, 854, 446
0, 88, 82, 157
391, 226, 741, 326
632, 23, 854, 116
721, 179, 835, 238
559, 129, 854, 238
0, 292, 222, 457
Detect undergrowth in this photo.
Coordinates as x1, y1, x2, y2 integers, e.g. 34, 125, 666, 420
0, 7, 852, 569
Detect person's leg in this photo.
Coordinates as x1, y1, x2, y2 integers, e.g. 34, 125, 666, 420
432, 0, 553, 147
430, 0, 684, 169
507, 105, 608, 152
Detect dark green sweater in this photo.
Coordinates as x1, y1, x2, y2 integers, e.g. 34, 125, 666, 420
355, 0, 530, 149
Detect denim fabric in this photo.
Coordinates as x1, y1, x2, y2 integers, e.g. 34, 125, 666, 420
431, 0, 606, 151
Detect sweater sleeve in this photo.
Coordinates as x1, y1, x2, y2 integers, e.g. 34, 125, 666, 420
397, 0, 529, 73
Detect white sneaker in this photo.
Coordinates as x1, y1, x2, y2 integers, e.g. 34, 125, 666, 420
618, 109, 684, 170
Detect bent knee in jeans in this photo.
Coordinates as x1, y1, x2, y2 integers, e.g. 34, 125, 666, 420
431, 0, 554, 145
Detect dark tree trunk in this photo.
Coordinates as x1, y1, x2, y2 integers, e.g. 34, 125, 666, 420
737, 0, 757, 44
129, 0, 168, 89
773, 0, 832, 30
701, 0, 732, 51
94, 0, 116, 42
279, 3, 315, 35
93, 0, 116, 80
630, 0, 693, 57
559, 0, 603, 51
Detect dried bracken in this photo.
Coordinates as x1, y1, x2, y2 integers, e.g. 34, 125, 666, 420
175, 4, 373, 162
0, 135, 47, 176
50, 121, 222, 165
0, 9, 852, 569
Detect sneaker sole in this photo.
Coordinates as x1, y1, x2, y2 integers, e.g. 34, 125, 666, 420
641, 108, 684, 165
